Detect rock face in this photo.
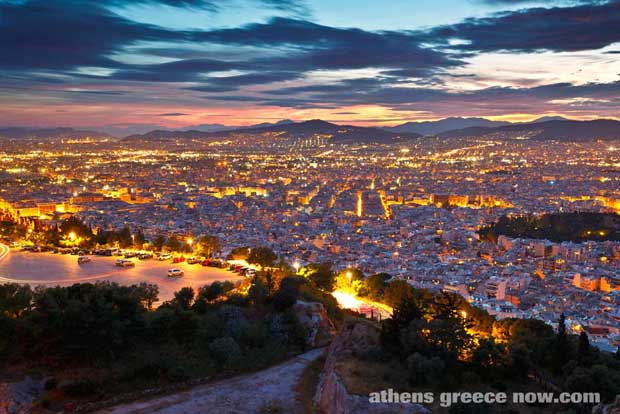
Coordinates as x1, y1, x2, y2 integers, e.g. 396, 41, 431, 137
0, 377, 44, 414
314, 319, 428, 414
293, 300, 336, 348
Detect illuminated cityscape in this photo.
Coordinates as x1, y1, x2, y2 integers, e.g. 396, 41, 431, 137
2, 0, 620, 413
2, 132, 620, 348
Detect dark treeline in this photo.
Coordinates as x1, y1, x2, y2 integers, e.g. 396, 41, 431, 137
2, 215, 222, 255
480, 212, 620, 243
0, 273, 327, 409
374, 284, 620, 409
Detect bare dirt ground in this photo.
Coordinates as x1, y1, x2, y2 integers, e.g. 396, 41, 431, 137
94, 348, 325, 414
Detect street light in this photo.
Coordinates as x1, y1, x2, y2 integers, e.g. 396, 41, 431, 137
69, 232, 76, 242
346, 270, 352, 285
293, 261, 300, 273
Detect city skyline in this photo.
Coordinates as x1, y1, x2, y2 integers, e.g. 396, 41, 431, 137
1, 0, 619, 132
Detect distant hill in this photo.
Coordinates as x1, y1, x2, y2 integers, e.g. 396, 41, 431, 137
180, 123, 231, 133
529, 116, 569, 124
386, 116, 573, 136
5, 117, 615, 143
242, 119, 295, 129
386, 117, 511, 135
123, 129, 215, 141
182, 119, 294, 133
123, 119, 421, 143
437, 119, 620, 141
0, 127, 114, 139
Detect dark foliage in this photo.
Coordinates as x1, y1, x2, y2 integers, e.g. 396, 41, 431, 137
377, 281, 620, 403
0, 278, 314, 402
480, 212, 620, 243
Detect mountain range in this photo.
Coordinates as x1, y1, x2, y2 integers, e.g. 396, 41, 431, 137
0, 127, 114, 139
385, 117, 511, 135
437, 119, 620, 141
384, 116, 569, 135
2, 117, 619, 142
123, 119, 421, 143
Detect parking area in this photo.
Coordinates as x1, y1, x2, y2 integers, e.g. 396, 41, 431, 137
0, 247, 245, 302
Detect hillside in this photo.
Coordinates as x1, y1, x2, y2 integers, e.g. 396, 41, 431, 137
386, 117, 510, 135
123, 119, 421, 144
438, 119, 620, 140
0, 127, 114, 140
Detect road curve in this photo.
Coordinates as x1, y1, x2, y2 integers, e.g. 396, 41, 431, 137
0, 243, 9, 262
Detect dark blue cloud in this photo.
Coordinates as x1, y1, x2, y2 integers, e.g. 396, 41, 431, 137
106, 0, 217, 9
1, 0, 619, 119
203, 71, 301, 86
225, 77, 620, 113
429, 1, 620, 52
194, 18, 460, 77
259, 0, 310, 16
0, 0, 457, 87
0, 0, 191, 71
479, 0, 606, 4
184, 85, 239, 93
108, 59, 236, 82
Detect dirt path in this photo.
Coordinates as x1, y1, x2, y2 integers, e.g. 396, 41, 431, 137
94, 348, 325, 414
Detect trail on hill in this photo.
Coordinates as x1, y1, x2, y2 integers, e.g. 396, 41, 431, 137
94, 348, 325, 414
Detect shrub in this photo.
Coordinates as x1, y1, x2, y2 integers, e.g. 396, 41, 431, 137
209, 337, 241, 364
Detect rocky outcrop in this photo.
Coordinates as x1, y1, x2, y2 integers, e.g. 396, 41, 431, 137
314, 319, 428, 414
0, 377, 44, 414
294, 300, 336, 348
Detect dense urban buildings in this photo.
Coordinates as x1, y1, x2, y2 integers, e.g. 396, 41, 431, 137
1, 130, 619, 353
2, 0, 620, 412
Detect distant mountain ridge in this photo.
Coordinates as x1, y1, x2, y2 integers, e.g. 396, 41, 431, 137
385, 116, 571, 135
183, 119, 295, 133
125, 117, 620, 142
385, 117, 511, 135
529, 116, 568, 124
0, 127, 113, 139
437, 119, 620, 141
123, 119, 421, 143
3, 117, 618, 143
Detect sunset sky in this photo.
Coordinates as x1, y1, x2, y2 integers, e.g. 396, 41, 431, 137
0, 0, 619, 133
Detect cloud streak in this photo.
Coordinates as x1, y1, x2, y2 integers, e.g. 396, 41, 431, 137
0, 0, 619, 126
429, 1, 620, 53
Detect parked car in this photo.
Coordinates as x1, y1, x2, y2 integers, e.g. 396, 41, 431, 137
172, 256, 186, 264
167, 268, 184, 277
115, 258, 135, 267
77, 256, 91, 264
201, 259, 212, 266
138, 252, 153, 260
187, 257, 200, 264
158, 253, 171, 261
